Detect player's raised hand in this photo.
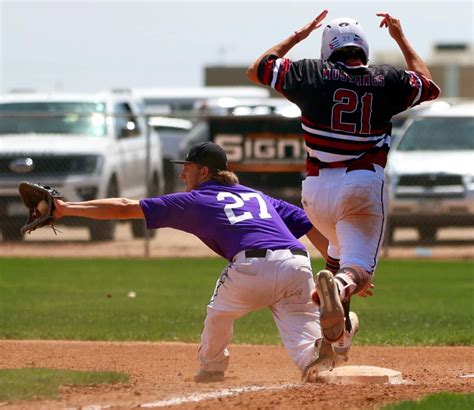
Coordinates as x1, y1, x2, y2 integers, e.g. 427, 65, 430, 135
377, 13, 404, 41
294, 10, 328, 42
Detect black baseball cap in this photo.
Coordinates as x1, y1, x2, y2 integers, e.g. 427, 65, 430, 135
171, 142, 228, 171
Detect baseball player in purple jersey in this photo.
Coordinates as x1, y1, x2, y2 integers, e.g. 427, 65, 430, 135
53, 141, 344, 383
247, 11, 440, 349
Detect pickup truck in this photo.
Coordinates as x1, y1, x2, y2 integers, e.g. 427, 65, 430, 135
386, 99, 474, 243
0, 91, 164, 241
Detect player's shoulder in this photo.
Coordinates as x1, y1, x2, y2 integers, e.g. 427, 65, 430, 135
291, 58, 325, 70
161, 190, 196, 203
230, 183, 260, 194
368, 63, 404, 78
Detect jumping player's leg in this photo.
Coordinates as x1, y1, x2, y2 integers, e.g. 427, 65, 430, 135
334, 168, 387, 301
318, 169, 386, 348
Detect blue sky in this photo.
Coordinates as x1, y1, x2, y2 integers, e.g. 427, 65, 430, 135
1, 0, 472, 92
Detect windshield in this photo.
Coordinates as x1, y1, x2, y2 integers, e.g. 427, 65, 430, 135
0, 102, 107, 136
397, 117, 474, 151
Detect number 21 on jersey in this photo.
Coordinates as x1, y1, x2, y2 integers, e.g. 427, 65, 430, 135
331, 88, 373, 134
217, 192, 272, 225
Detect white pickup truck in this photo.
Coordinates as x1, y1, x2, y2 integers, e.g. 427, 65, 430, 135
0, 91, 164, 241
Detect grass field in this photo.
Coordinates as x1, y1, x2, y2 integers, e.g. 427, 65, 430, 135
383, 393, 474, 409
0, 368, 128, 401
0, 257, 472, 345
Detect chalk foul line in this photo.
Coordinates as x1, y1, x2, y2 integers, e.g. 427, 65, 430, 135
140, 382, 302, 408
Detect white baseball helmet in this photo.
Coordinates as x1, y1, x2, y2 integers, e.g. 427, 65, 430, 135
320, 17, 369, 63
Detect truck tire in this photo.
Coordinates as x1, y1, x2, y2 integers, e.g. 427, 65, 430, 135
89, 180, 118, 242
131, 219, 156, 238
1, 219, 24, 242
130, 173, 159, 239
385, 223, 396, 245
418, 226, 437, 243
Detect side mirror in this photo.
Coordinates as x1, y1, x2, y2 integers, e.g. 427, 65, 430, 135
120, 121, 138, 138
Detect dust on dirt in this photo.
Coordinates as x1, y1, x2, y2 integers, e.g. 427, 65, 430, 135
0, 340, 473, 409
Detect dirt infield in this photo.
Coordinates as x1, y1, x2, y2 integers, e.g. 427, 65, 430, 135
1, 227, 472, 408
2, 225, 473, 259
1, 341, 473, 409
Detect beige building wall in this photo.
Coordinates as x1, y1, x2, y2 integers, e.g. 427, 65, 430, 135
205, 44, 474, 98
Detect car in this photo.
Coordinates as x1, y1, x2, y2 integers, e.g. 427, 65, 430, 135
386, 99, 474, 243
0, 90, 164, 241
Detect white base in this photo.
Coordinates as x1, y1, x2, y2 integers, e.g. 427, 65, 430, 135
317, 365, 403, 384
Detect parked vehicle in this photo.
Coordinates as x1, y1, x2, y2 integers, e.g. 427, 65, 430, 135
133, 86, 270, 117
0, 90, 164, 241
181, 97, 305, 204
148, 116, 192, 193
386, 99, 474, 243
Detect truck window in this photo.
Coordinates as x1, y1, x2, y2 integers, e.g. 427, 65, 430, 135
0, 102, 107, 136
115, 102, 140, 137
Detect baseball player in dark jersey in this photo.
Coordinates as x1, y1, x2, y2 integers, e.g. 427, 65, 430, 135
53, 141, 341, 383
247, 11, 440, 351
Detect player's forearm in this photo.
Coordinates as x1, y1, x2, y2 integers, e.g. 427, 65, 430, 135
394, 35, 432, 79
57, 198, 144, 220
247, 34, 300, 84
305, 226, 328, 259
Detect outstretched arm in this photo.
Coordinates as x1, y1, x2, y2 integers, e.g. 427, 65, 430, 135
377, 12, 432, 79
54, 198, 144, 220
247, 10, 328, 84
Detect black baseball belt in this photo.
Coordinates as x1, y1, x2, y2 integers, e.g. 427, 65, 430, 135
244, 249, 308, 258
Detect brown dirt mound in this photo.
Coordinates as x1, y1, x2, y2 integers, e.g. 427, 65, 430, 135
0, 340, 473, 409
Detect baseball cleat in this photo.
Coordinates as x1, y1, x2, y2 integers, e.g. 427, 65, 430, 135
302, 338, 337, 383
332, 311, 359, 361
193, 369, 225, 383
316, 270, 345, 343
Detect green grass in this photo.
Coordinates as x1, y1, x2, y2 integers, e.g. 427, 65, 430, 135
0, 368, 128, 401
0, 257, 472, 345
383, 392, 474, 409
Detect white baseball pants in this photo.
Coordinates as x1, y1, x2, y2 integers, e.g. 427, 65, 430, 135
301, 165, 387, 273
198, 249, 321, 372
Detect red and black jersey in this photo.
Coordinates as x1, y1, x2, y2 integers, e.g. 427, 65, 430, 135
257, 55, 440, 173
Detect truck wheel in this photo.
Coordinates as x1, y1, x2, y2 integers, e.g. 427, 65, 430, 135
418, 226, 437, 243
131, 219, 156, 238
130, 174, 158, 238
1, 220, 24, 242
385, 223, 396, 245
89, 180, 118, 242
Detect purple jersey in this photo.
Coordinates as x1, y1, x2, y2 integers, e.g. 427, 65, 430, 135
140, 180, 312, 261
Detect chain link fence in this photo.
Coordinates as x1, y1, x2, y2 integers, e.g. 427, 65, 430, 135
0, 96, 472, 258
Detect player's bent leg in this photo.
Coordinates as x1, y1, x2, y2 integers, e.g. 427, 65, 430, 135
315, 270, 345, 343
196, 307, 241, 382
270, 264, 321, 372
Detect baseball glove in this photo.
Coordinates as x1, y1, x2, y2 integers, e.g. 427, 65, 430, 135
18, 182, 62, 234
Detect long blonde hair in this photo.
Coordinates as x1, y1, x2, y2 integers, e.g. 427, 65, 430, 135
210, 170, 239, 185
